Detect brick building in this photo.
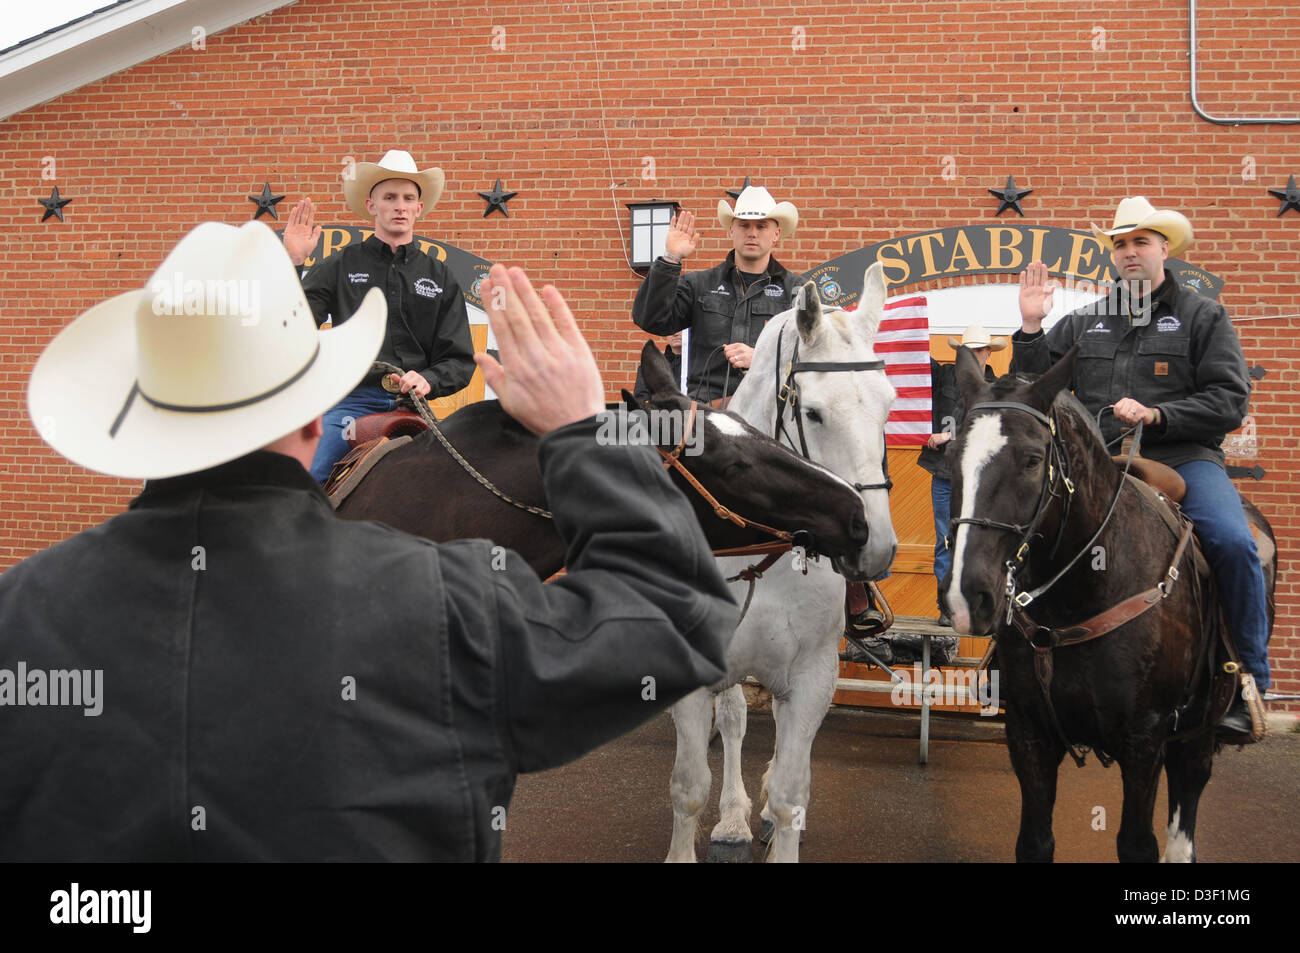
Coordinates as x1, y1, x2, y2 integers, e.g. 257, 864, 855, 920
1, 0, 1296, 706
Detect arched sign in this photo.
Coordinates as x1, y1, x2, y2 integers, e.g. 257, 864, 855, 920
802, 224, 1223, 307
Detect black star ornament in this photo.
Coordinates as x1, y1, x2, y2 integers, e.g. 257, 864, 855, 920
726, 177, 754, 200
39, 186, 72, 222
248, 182, 286, 220
989, 175, 1033, 217
1267, 175, 1300, 217
478, 179, 517, 218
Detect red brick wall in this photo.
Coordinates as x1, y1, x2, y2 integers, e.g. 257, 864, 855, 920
2, 0, 1297, 701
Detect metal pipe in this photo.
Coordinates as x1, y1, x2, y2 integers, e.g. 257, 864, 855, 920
1189, 0, 1300, 125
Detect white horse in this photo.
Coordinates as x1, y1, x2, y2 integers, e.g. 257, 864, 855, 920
665, 262, 898, 862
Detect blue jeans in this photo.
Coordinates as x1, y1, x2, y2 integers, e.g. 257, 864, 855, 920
309, 385, 397, 484
932, 476, 952, 595
1175, 460, 1271, 691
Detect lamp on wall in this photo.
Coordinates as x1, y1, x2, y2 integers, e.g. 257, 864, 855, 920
627, 201, 680, 273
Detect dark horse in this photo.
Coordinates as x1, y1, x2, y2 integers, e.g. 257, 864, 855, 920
943, 345, 1276, 862
336, 342, 873, 579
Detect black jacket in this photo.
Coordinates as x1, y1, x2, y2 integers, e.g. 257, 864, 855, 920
0, 420, 736, 861
632, 252, 801, 403
300, 236, 476, 396
1010, 270, 1250, 468
918, 359, 998, 480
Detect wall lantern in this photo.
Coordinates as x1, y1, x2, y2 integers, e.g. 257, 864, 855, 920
627, 200, 680, 273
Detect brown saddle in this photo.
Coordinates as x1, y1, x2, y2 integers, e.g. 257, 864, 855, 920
348, 410, 429, 448
1114, 455, 1185, 504
324, 435, 413, 508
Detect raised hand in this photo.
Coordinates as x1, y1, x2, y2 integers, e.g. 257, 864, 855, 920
664, 210, 699, 261
476, 265, 605, 435
283, 198, 322, 266
1018, 260, 1057, 333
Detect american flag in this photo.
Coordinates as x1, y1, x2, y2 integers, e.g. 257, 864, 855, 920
876, 295, 932, 447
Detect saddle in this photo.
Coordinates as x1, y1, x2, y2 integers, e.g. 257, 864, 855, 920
1114, 454, 1185, 504
348, 409, 430, 448
324, 435, 413, 508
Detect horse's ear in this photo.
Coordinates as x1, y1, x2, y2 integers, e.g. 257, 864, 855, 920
956, 346, 993, 407
639, 339, 681, 397
853, 261, 888, 338
620, 388, 649, 411
795, 280, 822, 341
1026, 342, 1078, 412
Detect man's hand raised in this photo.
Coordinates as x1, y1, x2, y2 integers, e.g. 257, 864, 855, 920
664, 210, 699, 261
1018, 260, 1057, 334
283, 198, 322, 266
476, 265, 605, 436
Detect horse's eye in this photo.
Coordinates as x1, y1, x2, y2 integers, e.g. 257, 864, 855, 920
804, 409, 823, 424
1024, 456, 1043, 472
723, 461, 750, 479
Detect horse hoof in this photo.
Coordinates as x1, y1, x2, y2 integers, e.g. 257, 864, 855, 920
706, 839, 753, 863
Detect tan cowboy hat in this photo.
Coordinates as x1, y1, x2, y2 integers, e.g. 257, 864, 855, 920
28, 221, 385, 479
1091, 196, 1193, 258
947, 324, 1007, 351
343, 149, 445, 221
717, 185, 798, 237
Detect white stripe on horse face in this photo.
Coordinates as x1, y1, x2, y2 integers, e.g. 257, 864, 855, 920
707, 412, 748, 437
946, 413, 1006, 633
1161, 807, 1195, 863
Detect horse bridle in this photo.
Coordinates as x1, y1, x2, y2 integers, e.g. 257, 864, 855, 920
948, 401, 1075, 610
772, 327, 894, 495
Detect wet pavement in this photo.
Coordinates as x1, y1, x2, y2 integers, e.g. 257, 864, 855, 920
501, 706, 1299, 863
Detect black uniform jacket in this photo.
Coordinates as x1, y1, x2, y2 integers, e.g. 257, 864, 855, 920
300, 235, 476, 396
0, 419, 737, 861
632, 251, 801, 403
1010, 270, 1250, 468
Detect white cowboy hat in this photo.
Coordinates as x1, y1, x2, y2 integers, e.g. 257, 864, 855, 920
1091, 196, 1193, 259
947, 324, 1007, 351
717, 185, 798, 237
28, 221, 385, 480
342, 149, 446, 221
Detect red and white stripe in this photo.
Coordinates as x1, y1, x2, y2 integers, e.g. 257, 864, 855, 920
876, 295, 931, 446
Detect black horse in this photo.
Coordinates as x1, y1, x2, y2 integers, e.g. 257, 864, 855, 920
337, 343, 873, 579
943, 345, 1276, 862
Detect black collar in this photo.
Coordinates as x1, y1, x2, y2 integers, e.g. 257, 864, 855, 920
131, 451, 328, 509
723, 250, 787, 280
363, 234, 415, 263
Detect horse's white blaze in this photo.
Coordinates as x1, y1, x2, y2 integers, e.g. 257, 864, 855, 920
706, 413, 748, 438
946, 414, 1006, 634
1161, 808, 1195, 863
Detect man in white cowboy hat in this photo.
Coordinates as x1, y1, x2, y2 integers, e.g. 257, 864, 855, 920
919, 325, 1006, 624
1012, 196, 1268, 739
632, 185, 801, 405
0, 221, 737, 861
283, 149, 475, 483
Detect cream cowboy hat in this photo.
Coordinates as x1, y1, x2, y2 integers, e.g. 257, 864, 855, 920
342, 149, 446, 221
717, 186, 798, 237
28, 221, 385, 480
947, 324, 1007, 351
1091, 196, 1193, 259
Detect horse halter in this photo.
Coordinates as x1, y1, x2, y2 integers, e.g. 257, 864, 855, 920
772, 326, 893, 494
947, 400, 1076, 611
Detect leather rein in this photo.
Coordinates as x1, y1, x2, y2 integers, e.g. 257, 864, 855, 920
951, 401, 1196, 767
